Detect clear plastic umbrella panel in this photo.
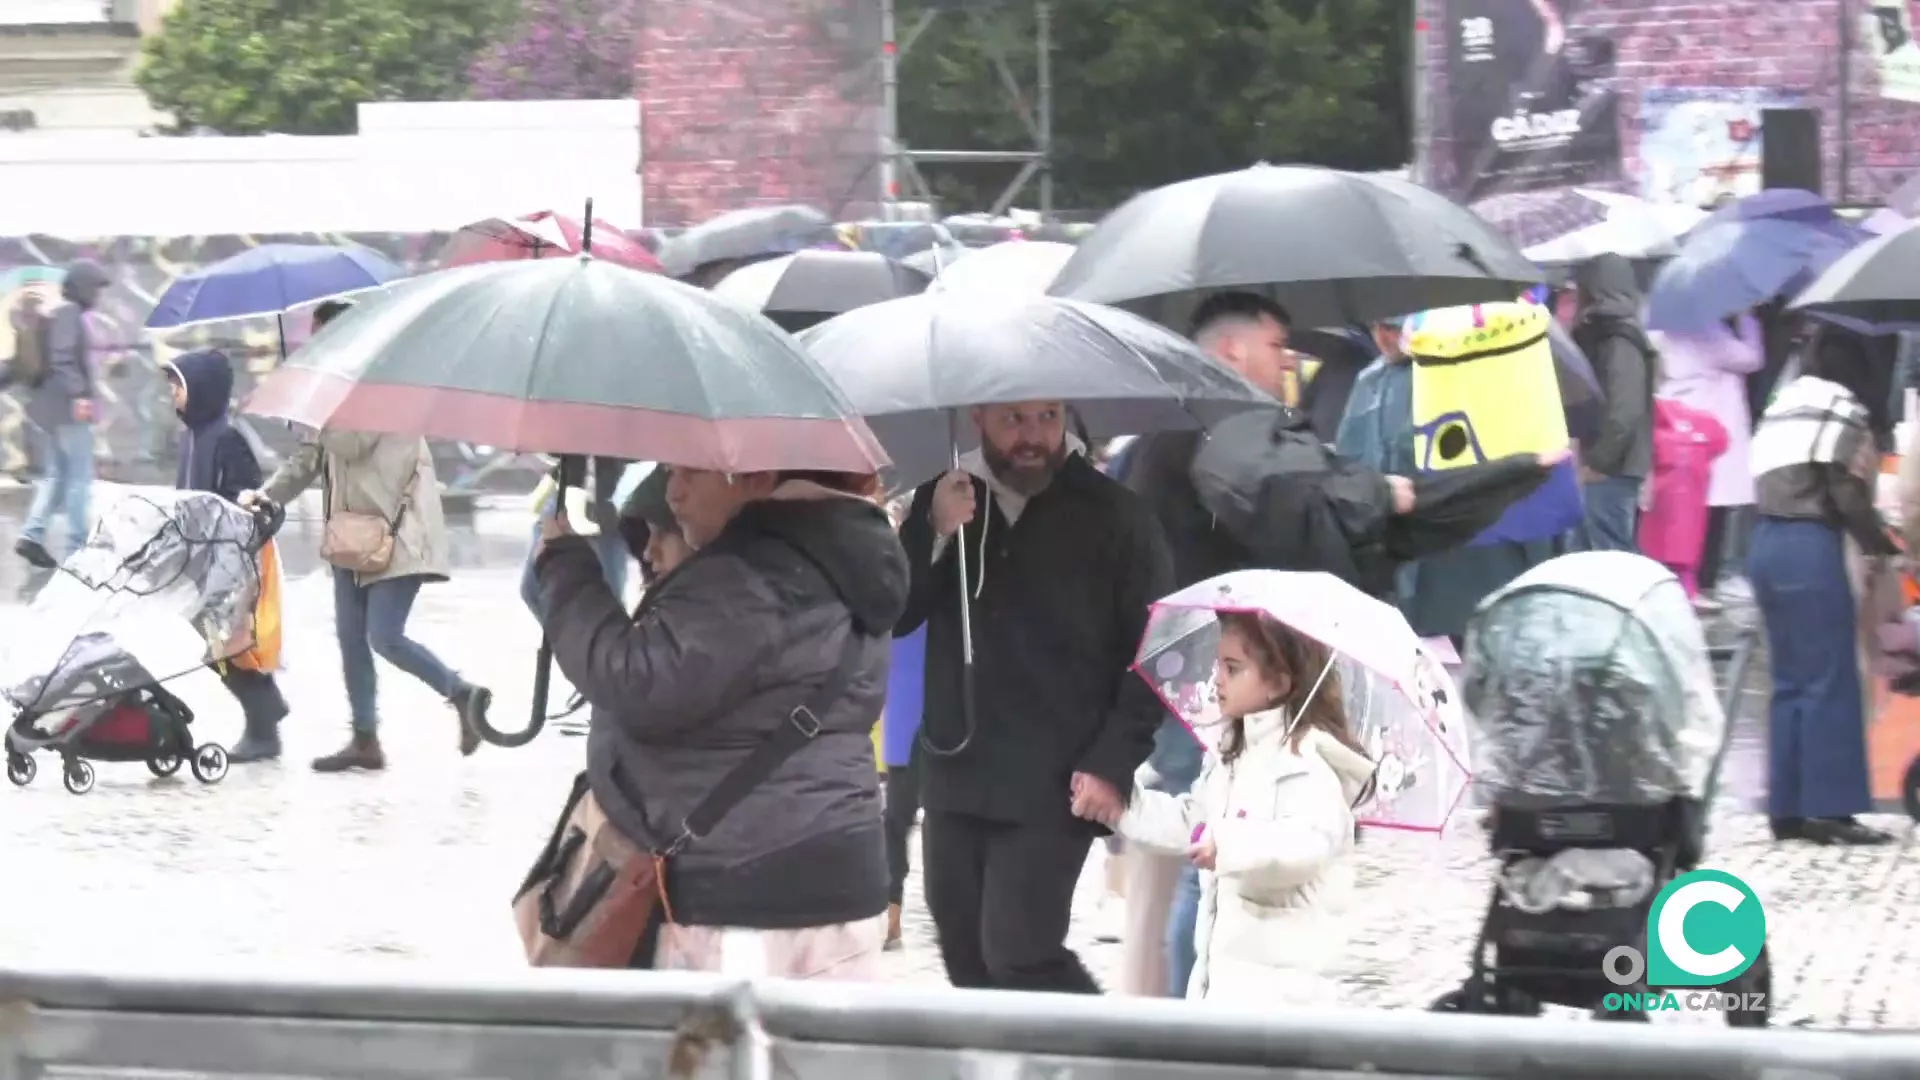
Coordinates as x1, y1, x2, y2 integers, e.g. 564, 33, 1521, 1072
0, 491, 268, 735
1133, 570, 1473, 834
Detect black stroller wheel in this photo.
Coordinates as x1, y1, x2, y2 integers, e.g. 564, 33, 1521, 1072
1902, 755, 1920, 822
6, 752, 34, 787
146, 754, 182, 778
62, 759, 94, 795
190, 743, 228, 784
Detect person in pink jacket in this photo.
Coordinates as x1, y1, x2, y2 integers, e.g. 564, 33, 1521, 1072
1653, 314, 1764, 600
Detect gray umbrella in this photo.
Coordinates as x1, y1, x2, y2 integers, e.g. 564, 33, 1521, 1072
711, 250, 932, 333
1048, 164, 1542, 330
657, 204, 837, 279
798, 291, 1278, 488
1788, 225, 1920, 331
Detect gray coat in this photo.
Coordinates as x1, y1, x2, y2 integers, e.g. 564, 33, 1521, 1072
26, 260, 108, 433
261, 432, 451, 585
537, 484, 909, 930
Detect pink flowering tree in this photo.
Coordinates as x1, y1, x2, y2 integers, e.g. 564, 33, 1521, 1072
469, 0, 639, 101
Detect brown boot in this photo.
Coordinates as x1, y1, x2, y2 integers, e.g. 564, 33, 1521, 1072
884, 903, 903, 951
312, 732, 385, 773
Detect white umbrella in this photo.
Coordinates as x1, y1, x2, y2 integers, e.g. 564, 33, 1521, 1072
1525, 190, 1706, 264
929, 240, 1077, 297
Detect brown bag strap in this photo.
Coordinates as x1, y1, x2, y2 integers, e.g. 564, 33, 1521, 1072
650, 627, 870, 858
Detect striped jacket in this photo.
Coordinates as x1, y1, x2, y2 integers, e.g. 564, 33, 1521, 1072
1750, 376, 1896, 554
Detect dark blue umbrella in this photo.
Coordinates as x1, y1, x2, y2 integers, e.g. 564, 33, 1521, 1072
144, 243, 403, 330
1701, 187, 1843, 228
1645, 217, 1863, 334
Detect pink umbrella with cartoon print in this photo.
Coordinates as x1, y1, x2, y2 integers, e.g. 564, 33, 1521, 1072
1133, 569, 1473, 834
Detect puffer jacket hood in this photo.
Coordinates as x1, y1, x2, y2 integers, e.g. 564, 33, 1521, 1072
60, 259, 109, 309
1574, 252, 1643, 324
723, 483, 909, 634
166, 348, 235, 429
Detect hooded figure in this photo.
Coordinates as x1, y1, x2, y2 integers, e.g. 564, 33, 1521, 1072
25, 259, 107, 435
1570, 253, 1656, 482
165, 349, 259, 502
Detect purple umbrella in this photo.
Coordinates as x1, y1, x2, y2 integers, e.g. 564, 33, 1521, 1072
1647, 213, 1865, 333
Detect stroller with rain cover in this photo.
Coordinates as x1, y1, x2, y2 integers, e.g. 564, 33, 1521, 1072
3, 490, 282, 795
1430, 551, 1768, 1027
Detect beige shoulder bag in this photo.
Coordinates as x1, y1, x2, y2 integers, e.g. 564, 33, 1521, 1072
319, 447, 414, 574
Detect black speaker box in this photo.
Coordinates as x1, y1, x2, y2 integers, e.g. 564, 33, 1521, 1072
1761, 108, 1822, 194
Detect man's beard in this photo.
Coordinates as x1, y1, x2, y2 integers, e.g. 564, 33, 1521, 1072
981, 439, 1067, 496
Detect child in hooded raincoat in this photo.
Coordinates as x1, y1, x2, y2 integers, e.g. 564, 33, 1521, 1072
164, 349, 288, 763
1096, 610, 1375, 1004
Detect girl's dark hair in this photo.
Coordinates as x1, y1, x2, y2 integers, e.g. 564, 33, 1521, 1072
1214, 610, 1364, 764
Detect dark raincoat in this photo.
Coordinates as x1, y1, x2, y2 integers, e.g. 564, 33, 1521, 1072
167, 349, 260, 503
1572, 253, 1656, 479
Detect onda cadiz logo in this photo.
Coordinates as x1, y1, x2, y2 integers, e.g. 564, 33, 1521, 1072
1601, 869, 1767, 1015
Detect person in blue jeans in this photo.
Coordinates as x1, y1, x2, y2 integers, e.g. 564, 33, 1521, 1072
1568, 254, 1655, 553
14, 260, 110, 571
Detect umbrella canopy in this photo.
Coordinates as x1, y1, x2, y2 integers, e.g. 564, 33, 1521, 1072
144, 243, 403, 330
1049, 164, 1541, 329
901, 243, 967, 276
929, 240, 1077, 297
1136, 569, 1471, 833
1787, 225, 1920, 332
711, 250, 931, 332
799, 292, 1278, 487
244, 257, 889, 474
440, 212, 663, 274
658, 204, 838, 279
1645, 216, 1863, 333
1521, 190, 1706, 265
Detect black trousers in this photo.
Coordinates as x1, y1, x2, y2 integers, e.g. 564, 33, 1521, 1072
220, 666, 287, 734
921, 810, 1100, 993
883, 742, 923, 905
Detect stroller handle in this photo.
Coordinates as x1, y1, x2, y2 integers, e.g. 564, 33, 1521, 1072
246, 497, 286, 551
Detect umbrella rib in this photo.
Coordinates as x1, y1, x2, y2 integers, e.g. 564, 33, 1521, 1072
1066, 304, 1215, 428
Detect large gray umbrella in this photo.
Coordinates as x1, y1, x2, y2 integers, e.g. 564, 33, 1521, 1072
245, 256, 889, 474
658, 204, 837, 279
1788, 224, 1920, 332
797, 291, 1278, 489
1048, 164, 1542, 330
711, 249, 931, 333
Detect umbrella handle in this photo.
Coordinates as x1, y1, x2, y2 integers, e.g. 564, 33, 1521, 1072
921, 421, 977, 757
477, 455, 586, 748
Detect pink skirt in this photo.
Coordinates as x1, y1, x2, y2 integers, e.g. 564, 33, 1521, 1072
653, 914, 887, 980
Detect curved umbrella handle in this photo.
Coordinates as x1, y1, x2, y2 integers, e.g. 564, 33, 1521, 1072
476, 455, 587, 748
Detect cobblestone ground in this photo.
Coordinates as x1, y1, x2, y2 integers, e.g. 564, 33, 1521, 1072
0, 495, 1913, 1034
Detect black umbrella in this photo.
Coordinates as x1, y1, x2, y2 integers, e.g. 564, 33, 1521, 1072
800, 291, 1277, 757
711, 249, 931, 333
1787, 225, 1920, 332
1048, 164, 1542, 329
658, 204, 837, 280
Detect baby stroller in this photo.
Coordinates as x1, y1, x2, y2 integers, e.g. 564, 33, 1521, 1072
1429, 552, 1769, 1027
3, 490, 282, 795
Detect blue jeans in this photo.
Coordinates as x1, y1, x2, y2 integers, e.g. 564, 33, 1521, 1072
1749, 517, 1873, 820
1579, 475, 1642, 553
22, 422, 93, 556
517, 499, 629, 619
1165, 862, 1201, 997
333, 569, 462, 734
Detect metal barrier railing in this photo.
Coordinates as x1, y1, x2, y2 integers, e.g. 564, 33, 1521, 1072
3, 965, 1920, 1080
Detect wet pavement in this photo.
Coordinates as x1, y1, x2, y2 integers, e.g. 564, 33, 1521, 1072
0, 483, 1913, 1033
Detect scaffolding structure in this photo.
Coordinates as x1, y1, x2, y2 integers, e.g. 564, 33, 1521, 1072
879, 0, 1054, 221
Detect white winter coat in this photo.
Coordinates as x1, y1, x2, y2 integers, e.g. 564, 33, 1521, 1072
1117, 707, 1376, 1004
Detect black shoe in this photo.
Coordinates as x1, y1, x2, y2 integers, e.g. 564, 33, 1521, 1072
312, 733, 385, 773
1804, 817, 1896, 846
1769, 817, 1807, 841
450, 684, 490, 756
14, 537, 55, 570
228, 733, 282, 764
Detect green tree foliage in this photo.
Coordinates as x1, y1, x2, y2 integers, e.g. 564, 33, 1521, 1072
896, 0, 1409, 214
137, 0, 516, 135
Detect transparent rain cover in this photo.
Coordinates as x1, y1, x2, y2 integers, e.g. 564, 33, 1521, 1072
1136, 605, 1472, 833
1461, 552, 1726, 806
0, 490, 266, 727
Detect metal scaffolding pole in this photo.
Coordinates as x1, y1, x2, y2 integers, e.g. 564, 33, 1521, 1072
878, 0, 1054, 221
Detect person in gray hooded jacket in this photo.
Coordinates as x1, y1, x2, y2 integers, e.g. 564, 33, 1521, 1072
16, 259, 109, 569
535, 465, 908, 975
1569, 252, 1657, 552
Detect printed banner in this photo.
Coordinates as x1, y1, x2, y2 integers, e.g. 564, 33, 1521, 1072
1441, 0, 1624, 200
1637, 88, 1805, 208
1868, 3, 1920, 104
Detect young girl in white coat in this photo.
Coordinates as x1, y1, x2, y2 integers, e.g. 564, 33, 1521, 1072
1100, 611, 1376, 1004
